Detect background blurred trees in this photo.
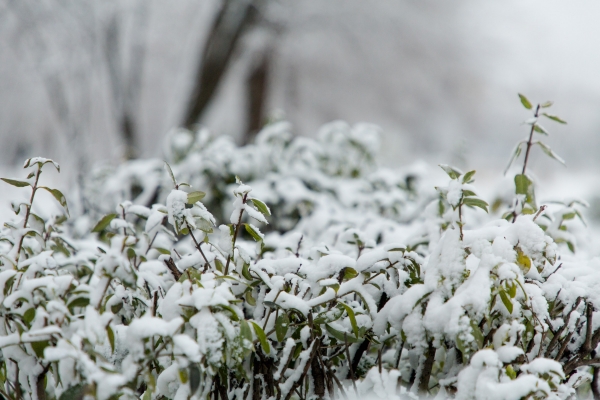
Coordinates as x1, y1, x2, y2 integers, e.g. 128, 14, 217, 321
0, 0, 599, 179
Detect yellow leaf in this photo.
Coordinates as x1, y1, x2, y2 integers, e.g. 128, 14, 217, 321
516, 247, 531, 274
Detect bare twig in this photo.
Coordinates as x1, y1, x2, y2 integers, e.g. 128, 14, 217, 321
152, 290, 158, 317
164, 257, 182, 280
584, 302, 594, 353
186, 221, 210, 268
533, 205, 547, 221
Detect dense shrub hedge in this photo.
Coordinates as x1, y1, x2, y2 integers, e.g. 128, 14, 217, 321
0, 97, 596, 400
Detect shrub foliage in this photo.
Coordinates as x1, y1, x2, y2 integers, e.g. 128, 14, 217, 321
0, 97, 596, 399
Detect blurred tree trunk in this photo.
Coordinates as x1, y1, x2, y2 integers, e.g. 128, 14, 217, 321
181, 0, 258, 132
244, 49, 270, 144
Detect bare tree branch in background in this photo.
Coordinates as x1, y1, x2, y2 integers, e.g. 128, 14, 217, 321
181, 0, 258, 131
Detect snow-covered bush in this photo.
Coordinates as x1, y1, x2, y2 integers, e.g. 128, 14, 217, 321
0, 95, 597, 399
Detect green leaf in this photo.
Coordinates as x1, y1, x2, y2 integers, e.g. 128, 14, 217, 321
463, 197, 489, 213
67, 296, 90, 311
245, 291, 256, 306
326, 324, 359, 343
240, 320, 253, 348
179, 368, 189, 384
462, 170, 476, 184
250, 321, 271, 354
249, 199, 271, 216
1, 178, 31, 188
515, 174, 531, 195
111, 302, 123, 314
514, 174, 536, 208
29, 213, 45, 232
242, 263, 253, 280
536, 142, 566, 166
187, 191, 206, 204
164, 161, 177, 187
24, 158, 60, 172
23, 308, 36, 325
189, 364, 201, 394
518, 93, 532, 110
339, 302, 359, 338
470, 321, 484, 349
533, 124, 548, 135
508, 282, 517, 299
504, 142, 524, 175
59, 384, 86, 400
343, 267, 358, 280
542, 113, 566, 124
506, 365, 517, 379
31, 340, 50, 358
126, 247, 136, 260
516, 248, 531, 274
541, 101, 554, 108
92, 214, 118, 233
215, 258, 224, 273
220, 305, 239, 321
439, 164, 462, 180
323, 282, 339, 293
499, 289, 513, 314
275, 314, 289, 342
244, 223, 264, 242
107, 325, 115, 354
38, 187, 69, 216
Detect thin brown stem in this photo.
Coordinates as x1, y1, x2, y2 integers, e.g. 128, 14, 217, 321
584, 302, 594, 353
522, 104, 541, 176
555, 330, 574, 361
152, 290, 158, 317
15, 168, 41, 261
512, 104, 541, 223
164, 257, 182, 281
323, 359, 347, 399
295, 235, 303, 258
224, 193, 247, 275
186, 221, 210, 267
145, 232, 158, 255
283, 342, 319, 400
458, 203, 463, 241
121, 207, 127, 236
418, 341, 436, 395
